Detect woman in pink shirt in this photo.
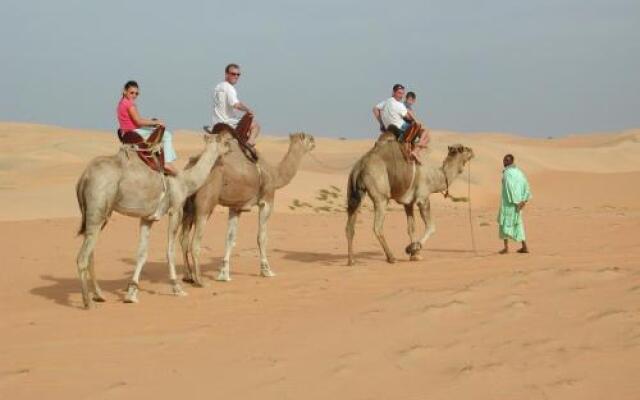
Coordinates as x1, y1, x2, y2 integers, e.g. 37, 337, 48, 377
117, 80, 178, 175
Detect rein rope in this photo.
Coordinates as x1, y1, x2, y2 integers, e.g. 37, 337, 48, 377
308, 152, 356, 171
440, 166, 468, 203
441, 161, 477, 254
467, 160, 477, 254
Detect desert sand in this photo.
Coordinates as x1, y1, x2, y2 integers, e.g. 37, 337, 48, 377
0, 122, 639, 399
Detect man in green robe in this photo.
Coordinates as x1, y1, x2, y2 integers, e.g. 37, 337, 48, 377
498, 154, 531, 254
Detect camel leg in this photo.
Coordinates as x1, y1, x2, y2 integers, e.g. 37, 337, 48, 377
418, 199, 436, 246
167, 209, 187, 296
346, 202, 362, 266
217, 209, 240, 282
190, 213, 210, 287
76, 225, 101, 309
179, 223, 194, 284
404, 204, 422, 261
257, 201, 275, 277
373, 200, 395, 263
124, 219, 153, 303
88, 253, 106, 302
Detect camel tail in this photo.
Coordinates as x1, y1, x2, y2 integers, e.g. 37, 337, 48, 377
347, 161, 366, 215
76, 175, 87, 236
180, 194, 197, 241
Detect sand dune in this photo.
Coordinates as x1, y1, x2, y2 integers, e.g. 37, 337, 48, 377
0, 122, 639, 399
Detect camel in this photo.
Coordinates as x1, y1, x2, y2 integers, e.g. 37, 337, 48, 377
346, 136, 474, 265
180, 132, 315, 284
75, 131, 231, 308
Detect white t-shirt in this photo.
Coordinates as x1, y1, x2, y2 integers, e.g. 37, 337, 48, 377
212, 81, 240, 127
376, 97, 408, 130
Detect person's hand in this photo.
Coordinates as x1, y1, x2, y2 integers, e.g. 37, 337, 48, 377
517, 201, 526, 211
155, 119, 166, 127
379, 123, 386, 132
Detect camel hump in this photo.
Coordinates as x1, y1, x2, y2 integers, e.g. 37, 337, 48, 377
376, 131, 397, 144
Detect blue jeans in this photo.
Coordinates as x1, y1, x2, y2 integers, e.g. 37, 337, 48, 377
390, 121, 411, 141
134, 128, 177, 163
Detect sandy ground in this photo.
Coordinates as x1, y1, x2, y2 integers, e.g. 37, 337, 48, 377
0, 122, 639, 399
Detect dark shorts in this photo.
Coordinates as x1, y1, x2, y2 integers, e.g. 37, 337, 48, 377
388, 121, 411, 140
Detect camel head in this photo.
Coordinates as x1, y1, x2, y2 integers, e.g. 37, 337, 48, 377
444, 144, 474, 173
289, 132, 316, 153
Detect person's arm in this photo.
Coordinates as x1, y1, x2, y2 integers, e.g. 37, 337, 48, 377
233, 102, 253, 115
226, 85, 253, 115
405, 109, 417, 122
128, 105, 164, 127
372, 107, 382, 123
373, 104, 385, 131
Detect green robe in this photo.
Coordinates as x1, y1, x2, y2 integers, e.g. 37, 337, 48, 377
498, 165, 531, 242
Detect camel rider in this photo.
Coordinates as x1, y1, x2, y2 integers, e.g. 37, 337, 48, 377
403, 91, 430, 158
212, 63, 261, 147
372, 83, 417, 141
404, 91, 416, 111
117, 80, 178, 176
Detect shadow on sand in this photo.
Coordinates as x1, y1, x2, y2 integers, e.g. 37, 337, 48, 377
29, 258, 212, 309
272, 248, 382, 264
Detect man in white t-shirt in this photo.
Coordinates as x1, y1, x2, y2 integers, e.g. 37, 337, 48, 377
212, 63, 260, 145
372, 83, 417, 140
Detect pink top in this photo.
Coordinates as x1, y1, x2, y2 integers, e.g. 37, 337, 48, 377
117, 98, 139, 130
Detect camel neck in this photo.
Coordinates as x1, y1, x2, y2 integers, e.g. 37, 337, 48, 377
275, 143, 304, 189
182, 142, 219, 195
436, 163, 461, 194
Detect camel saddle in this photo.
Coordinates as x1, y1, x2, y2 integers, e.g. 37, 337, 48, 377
117, 126, 166, 173
207, 113, 258, 162
381, 121, 425, 163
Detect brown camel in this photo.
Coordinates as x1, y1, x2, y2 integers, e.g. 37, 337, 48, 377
346, 136, 474, 265
180, 132, 315, 284
75, 132, 231, 308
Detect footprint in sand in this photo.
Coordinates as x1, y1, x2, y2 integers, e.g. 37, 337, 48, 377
0, 368, 30, 386
547, 377, 581, 388
586, 309, 636, 323
417, 300, 466, 317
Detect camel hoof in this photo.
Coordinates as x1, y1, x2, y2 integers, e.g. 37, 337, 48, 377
347, 260, 355, 266
405, 242, 423, 256
386, 257, 396, 264
191, 280, 208, 288
182, 276, 195, 284
409, 254, 423, 261
83, 300, 95, 310
123, 296, 138, 304
124, 285, 139, 303
260, 269, 276, 278
172, 286, 188, 297
92, 293, 106, 302
216, 273, 231, 282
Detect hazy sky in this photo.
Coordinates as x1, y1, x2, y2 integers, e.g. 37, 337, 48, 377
1, 0, 638, 137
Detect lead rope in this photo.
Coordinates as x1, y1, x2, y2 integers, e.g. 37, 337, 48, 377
467, 160, 477, 254
308, 152, 356, 171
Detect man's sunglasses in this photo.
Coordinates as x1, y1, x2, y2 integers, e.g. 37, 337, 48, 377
228, 72, 241, 77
